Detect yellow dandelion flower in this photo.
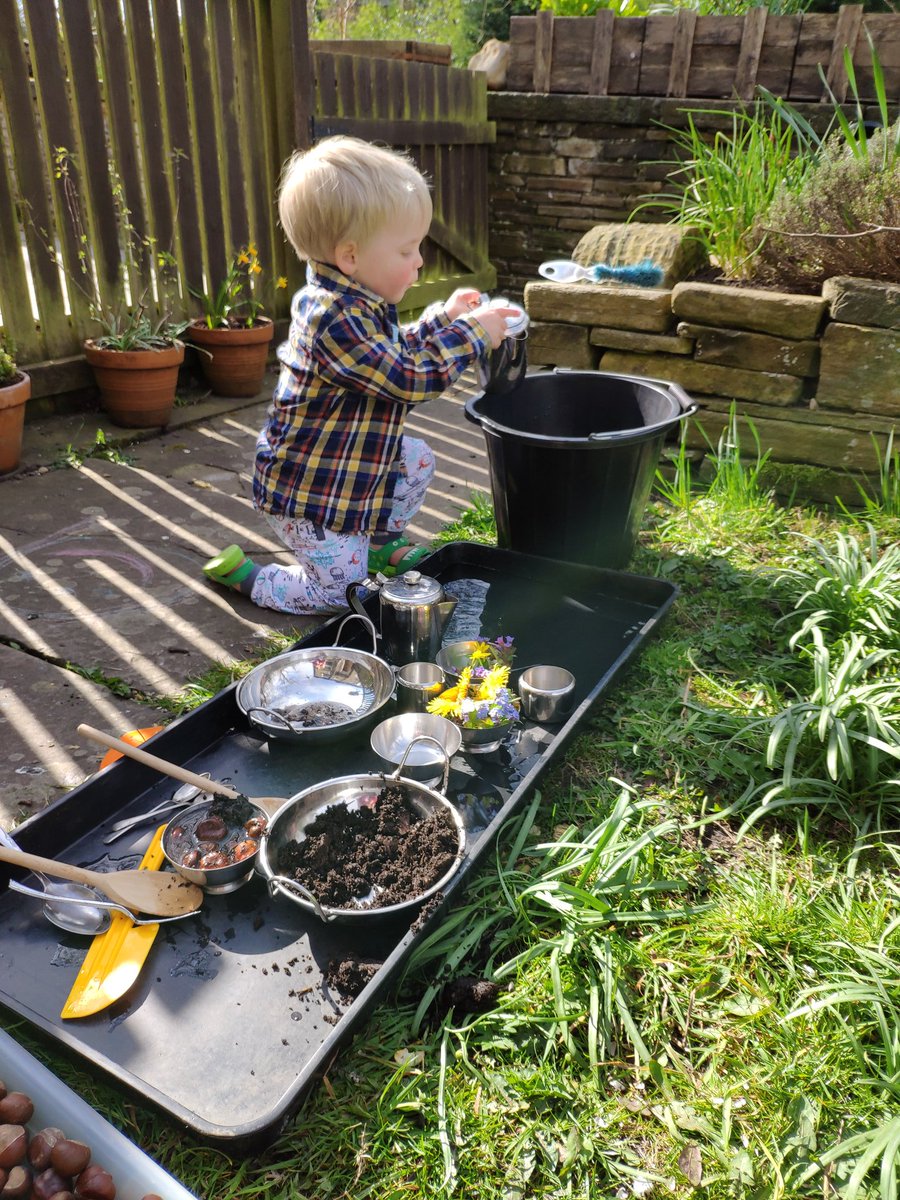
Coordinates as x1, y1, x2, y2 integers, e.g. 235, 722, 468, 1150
427, 685, 462, 719
251, 262, 262, 274
247, 242, 258, 257
469, 642, 493, 664
480, 663, 510, 697
276, 276, 288, 289
237, 251, 250, 265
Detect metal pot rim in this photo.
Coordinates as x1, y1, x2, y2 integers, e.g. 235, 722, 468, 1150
257, 771, 465, 921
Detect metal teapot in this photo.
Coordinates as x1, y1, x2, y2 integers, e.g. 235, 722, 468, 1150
345, 571, 458, 665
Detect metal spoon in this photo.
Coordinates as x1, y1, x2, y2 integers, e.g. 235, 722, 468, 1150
0, 826, 111, 936
104, 781, 208, 844
8, 879, 194, 926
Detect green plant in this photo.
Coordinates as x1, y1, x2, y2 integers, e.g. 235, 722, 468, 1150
776, 526, 900, 652
432, 488, 497, 545
752, 33, 900, 288
839, 431, 900, 522
43, 148, 188, 351
53, 429, 133, 470
751, 125, 900, 288
635, 105, 812, 279
189, 244, 286, 329
0, 338, 17, 383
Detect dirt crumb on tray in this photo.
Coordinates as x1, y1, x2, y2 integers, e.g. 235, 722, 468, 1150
326, 953, 382, 999
276, 783, 459, 910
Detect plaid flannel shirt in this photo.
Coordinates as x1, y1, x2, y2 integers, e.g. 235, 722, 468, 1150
253, 262, 491, 534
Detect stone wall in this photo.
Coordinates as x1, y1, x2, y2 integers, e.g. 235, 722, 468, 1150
488, 90, 899, 499
487, 92, 857, 304
523, 275, 900, 499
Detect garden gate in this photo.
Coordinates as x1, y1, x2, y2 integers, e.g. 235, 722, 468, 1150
312, 48, 496, 311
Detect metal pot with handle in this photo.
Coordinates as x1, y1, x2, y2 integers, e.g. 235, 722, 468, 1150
345, 571, 458, 666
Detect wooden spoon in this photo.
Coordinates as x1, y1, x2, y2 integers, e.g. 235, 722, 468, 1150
0, 844, 202, 917
77, 724, 285, 819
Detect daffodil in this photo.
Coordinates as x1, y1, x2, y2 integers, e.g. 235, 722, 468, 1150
190, 241, 276, 329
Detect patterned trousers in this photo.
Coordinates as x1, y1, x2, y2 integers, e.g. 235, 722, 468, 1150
250, 436, 435, 614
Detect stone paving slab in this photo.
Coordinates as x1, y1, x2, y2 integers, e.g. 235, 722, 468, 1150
0, 644, 168, 829
0, 457, 313, 697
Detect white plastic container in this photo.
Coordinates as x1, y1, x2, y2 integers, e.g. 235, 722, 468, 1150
0, 1028, 198, 1200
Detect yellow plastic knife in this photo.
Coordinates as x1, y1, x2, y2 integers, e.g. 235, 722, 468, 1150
61, 825, 166, 1020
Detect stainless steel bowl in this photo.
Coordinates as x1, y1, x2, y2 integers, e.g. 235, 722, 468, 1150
257, 765, 466, 922
370, 713, 462, 784
436, 640, 521, 687
435, 640, 483, 682
235, 614, 395, 742
162, 797, 267, 894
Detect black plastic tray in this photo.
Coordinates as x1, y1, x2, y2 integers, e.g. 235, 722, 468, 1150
0, 544, 676, 1151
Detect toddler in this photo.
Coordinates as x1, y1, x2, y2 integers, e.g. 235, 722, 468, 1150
203, 136, 514, 613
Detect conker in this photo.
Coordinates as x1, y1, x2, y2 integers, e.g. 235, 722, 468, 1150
244, 816, 266, 838
46, 1192, 76, 1200
0, 1094, 32, 1125
195, 816, 227, 842
231, 839, 257, 862
74, 1164, 116, 1200
33, 1167, 71, 1200
29, 1127, 65, 1171
198, 851, 228, 869
181, 849, 200, 869
0, 1125, 26, 1170
0, 1163, 31, 1199
50, 1139, 91, 1178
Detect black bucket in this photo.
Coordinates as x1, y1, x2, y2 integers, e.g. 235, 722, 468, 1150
465, 369, 697, 569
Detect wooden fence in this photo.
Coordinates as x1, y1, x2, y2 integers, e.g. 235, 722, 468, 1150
507, 7, 900, 102
0, 3, 493, 401
0, 0, 309, 388
312, 51, 496, 312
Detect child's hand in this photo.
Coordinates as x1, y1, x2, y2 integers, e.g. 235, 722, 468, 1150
466, 303, 520, 350
444, 288, 483, 321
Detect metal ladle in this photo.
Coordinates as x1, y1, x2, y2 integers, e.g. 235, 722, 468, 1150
0, 826, 110, 936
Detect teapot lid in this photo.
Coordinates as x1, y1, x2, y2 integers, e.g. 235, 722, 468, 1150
379, 570, 443, 607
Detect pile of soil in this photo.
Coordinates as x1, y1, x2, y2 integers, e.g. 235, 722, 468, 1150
277, 783, 460, 910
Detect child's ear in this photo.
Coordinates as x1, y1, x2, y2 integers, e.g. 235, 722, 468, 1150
334, 240, 357, 276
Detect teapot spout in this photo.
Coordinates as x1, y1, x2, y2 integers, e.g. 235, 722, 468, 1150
436, 596, 458, 633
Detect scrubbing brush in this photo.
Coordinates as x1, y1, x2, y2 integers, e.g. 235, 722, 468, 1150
538, 258, 664, 288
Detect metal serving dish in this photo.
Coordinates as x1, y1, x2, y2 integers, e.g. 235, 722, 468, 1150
235, 614, 395, 742
257, 752, 465, 922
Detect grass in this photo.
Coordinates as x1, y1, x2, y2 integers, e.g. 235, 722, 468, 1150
10, 414, 900, 1198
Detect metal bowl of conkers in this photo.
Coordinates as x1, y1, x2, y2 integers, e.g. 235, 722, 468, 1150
162, 794, 268, 894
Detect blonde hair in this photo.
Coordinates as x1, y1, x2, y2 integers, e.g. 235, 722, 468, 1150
278, 136, 432, 263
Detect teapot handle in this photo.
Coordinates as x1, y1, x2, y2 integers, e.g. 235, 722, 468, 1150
345, 572, 389, 623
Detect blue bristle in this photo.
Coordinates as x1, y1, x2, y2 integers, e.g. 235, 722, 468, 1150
588, 258, 664, 288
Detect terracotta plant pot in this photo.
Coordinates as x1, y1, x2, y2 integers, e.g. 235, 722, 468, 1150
187, 317, 274, 397
84, 340, 185, 428
0, 371, 30, 474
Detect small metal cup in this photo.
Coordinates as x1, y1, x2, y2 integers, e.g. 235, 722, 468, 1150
395, 661, 445, 713
518, 665, 576, 724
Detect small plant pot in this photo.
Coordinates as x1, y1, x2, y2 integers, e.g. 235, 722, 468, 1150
187, 317, 274, 397
0, 371, 30, 474
84, 340, 185, 428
